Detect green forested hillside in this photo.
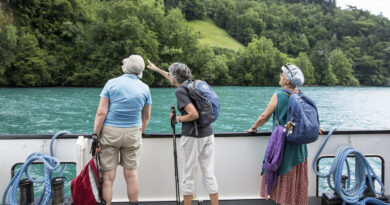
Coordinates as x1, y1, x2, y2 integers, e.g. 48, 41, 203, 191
0, 0, 389, 87
188, 17, 245, 51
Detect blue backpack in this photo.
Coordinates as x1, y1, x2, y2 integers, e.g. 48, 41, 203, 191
186, 79, 220, 128
282, 89, 320, 144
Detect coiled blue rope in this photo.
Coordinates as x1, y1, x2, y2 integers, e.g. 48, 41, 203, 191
312, 128, 388, 205
2, 130, 70, 205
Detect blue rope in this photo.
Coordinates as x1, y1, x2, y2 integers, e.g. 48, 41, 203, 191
312, 128, 387, 205
50, 131, 70, 176
2, 130, 70, 205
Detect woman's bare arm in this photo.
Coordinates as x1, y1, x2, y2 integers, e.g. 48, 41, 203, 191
94, 97, 109, 136
142, 105, 151, 134
146, 59, 175, 85
246, 93, 277, 132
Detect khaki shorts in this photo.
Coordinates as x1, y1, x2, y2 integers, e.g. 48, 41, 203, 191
99, 125, 142, 171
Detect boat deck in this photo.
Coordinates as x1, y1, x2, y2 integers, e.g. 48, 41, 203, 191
113, 198, 321, 204
13, 197, 320, 205
2, 131, 390, 205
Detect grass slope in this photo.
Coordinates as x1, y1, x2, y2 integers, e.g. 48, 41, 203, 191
188, 17, 245, 51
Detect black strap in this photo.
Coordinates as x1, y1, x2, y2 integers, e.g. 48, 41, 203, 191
91, 132, 98, 157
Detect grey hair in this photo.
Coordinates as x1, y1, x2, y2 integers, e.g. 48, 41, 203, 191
168, 63, 191, 84
122, 55, 145, 78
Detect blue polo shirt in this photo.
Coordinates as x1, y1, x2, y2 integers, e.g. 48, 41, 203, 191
100, 74, 152, 127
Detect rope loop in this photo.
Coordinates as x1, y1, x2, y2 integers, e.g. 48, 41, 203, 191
2, 131, 70, 205
312, 128, 387, 205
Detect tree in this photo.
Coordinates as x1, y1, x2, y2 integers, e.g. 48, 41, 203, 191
232, 37, 287, 86
293, 52, 315, 85
9, 33, 52, 86
2, 0, 390, 87
0, 25, 18, 86
355, 55, 386, 85
310, 48, 330, 84
329, 49, 359, 86
179, 0, 206, 20
202, 55, 231, 85
74, 1, 160, 86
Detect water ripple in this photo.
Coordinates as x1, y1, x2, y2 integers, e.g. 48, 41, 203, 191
0, 86, 389, 134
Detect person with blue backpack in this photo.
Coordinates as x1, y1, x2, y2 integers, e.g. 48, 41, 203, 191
146, 60, 219, 205
246, 63, 320, 205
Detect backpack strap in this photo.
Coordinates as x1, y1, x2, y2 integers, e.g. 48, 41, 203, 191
193, 121, 199, 136
281, 89, 294, 94
273, 92, 281, 127
282, 88, 303, 95
183, 79, 199, 137
273, 112, 280, 126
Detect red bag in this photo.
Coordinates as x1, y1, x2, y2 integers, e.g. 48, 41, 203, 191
71, 155, 104, 205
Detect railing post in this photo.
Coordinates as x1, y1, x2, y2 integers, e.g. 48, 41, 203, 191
76, 136, 86, 174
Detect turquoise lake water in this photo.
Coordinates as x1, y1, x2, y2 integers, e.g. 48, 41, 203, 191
1, 86, 390, 134
1, 86, 390, 198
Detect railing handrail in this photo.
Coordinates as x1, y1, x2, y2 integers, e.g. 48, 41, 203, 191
0, 129, 389, 140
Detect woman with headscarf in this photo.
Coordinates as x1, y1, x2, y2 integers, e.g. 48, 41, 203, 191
246, 64, 309, 205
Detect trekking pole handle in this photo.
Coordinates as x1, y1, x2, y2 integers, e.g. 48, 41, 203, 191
91, 132, 98, 156
171, 105, 177, 129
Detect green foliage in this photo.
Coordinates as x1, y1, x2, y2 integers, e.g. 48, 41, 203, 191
10, 33, 52, 86
205, 0, 390, 86
164, 0, 179, 10
329, 49, 359, 86
0, 25, 18, 85
206, 55, 232, 85
1, 0, 390, 87
231, 37, 287, 86
310, 48, 330, 84
292, 52, 315, 85
79, 1, 160, 86
355, 55, 387, 86
12, 0, 86, 33
178, 0, 206, 20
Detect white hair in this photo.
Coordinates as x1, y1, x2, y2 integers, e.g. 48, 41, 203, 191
122, 55, 145, 78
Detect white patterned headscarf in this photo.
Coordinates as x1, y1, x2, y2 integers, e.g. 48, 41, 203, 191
281, 63, 304, 86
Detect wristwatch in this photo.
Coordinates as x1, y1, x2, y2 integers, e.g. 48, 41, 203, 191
92, 131, 98, 139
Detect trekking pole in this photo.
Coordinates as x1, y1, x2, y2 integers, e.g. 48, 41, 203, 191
91, 132, 106, 204
171, 105, 181, 205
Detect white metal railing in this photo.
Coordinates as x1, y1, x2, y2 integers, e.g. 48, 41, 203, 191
0, 131, 389, 202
